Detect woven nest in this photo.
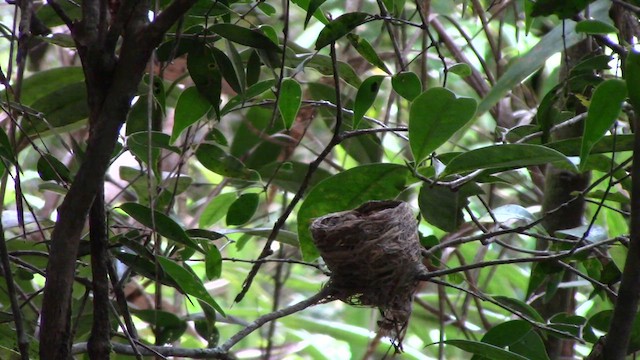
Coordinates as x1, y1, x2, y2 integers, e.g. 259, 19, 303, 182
310, 200, 425, 348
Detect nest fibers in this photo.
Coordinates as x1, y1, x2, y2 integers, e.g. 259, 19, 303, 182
310, 200, 426, 350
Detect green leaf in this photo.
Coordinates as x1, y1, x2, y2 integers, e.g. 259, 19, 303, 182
209, 23, 281, 52
24, 81, 89, 135
392, 71, 422, 101
37, 154, 71, 183
409, 87, 477, 163
157, 256, 225, 316
259, 161, 332, 194
297, 163, 410, 261
494, 296, 545, 323
300, 55, 362, 88
119, 202, 201, 253
199, 192, 237, 228
449, 63, 472, 77
443, 340, 528, 360
133, 309, 187, 344
278, 78, 302, 129
347, 34, 391, 74
5, 66, 84, 106
291, 0, 329, 26
418, 183, 481, 232
305, 0, 327, 28
205, 245, 222, 280
443, 144, 578, 176
315, 12, 370, 50
210, 46, 243, 95
579, 79, 626, 171
195, 143, 259, 181
171, 86, 212, 144
226, 193, 260, 226
575, 19, 618, 34
246, 50, 262, 87
353, 75, 385, 127
127, 132, 180, 176
530, 0, 594, 19
187, 45, 222, 117
222, 79, 276, 115
626, 51, 640, 112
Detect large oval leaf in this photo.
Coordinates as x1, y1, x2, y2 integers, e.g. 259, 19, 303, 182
278, 78, 302, 129
171, 86, 212, 144
119, 202, 201, 252
195, 143, 259, 181
157, 256, 225, 316
226, 193, 260, 226
579, 79, 626, 170
409, 87, 477, 164
297, 163, 410, 261
392, 71, 421, 101
443, 144, 577, 176
315, 12, 370, 50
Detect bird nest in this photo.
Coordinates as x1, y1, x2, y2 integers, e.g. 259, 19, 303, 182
310, 200, 425, 350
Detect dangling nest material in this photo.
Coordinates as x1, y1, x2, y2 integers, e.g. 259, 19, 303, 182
310, 200, 426, 350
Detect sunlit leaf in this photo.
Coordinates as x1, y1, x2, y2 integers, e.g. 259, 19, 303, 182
278, 78, 302, 129
575, 19, 618, 34
579, 79, 626, 171
409, 87, 477, 164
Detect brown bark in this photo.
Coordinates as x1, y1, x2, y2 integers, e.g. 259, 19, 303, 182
38, 0, 197, 358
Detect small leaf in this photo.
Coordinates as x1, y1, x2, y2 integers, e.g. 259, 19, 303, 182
171, 87, 212, 144
347, 33, 391, 74
353, 75, 385, 127
575, 19, 618, 34
305, 0, 327, 28
297, 163, 409, 261
37, 154, 71, 183
579, 79, 626, 171
409, 87, 477, 163
195, 143, 259, 181
443, 144, 578, 176
157, 256, 225, 316
205, 245, 222, 280
120, 203, 201, 252
209, 23, 281, 52
199, 192, 237, 228
449, 63, 472, 77
315, 12, 370, 50
278, 78, 302, 129
392, 71, 422, 101
443, 339, 528, 360
226, 193, 260, 226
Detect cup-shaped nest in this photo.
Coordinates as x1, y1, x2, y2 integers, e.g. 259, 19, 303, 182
310, 200, 425, 343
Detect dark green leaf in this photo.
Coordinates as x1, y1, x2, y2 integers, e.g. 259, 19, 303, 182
626, 51, 640, 112
347, 34, 391, 74
418, 183, 481, 232
210, 46, 243, 95
5, 67, 83, 106
392, 71, 421, 101
120, 202, 201, 253
114, 252, 178, 288
209, 23, 281, 52
187, 45, 222, 117
353, 75, 385, 127
186, 229, 225, 242
575, 19, 618, 34
278, 78, 302, 129
443, 340, 528, 360
494, 296, 545, 323
579, 79, 626, 171
259, 161, 332, 194
222, 79, 276, 115
37, 154, 71, 183
305, 0, 327, 28
409, 87, 477, 163
530, 0, 594, 19
302, 55, 362, 88
246, 50, 262, 87
443, 144, 577, 176
133, 309, 187, 344
171, 86, 212, 144
226, 193, 260, 226
24, 82, 89, 135
315, 12, 370, 50
479, 320, 531, 347
297, 163, 409, 261
291, 0, 329, 26
157, 256, 225, 316
199, 192, 237, 228
127, 132, 180, 176
205, 245, 222, 280
195, 143, 259, 181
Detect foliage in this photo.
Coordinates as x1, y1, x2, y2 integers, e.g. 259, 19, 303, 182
0, 0, 639, 359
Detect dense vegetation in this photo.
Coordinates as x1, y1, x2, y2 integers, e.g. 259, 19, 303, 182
1, 0, 640, 359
